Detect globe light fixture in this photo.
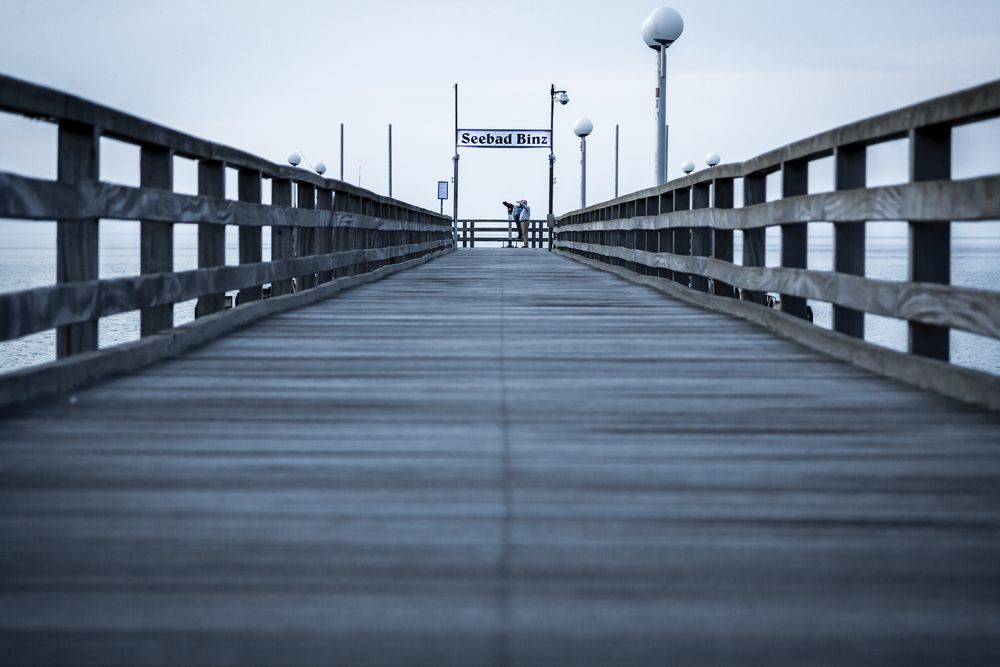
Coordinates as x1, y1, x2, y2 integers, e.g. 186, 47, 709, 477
641, 7, 684, 185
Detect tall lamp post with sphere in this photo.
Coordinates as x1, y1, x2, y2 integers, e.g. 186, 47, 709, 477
548, 84, 570, 225
642, 6, 684, 186
573, 117, 593, 208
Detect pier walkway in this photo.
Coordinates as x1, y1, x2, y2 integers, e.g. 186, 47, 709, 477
2, 249, 998, 665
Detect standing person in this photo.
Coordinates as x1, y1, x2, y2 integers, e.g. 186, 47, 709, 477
511, 200, 524, 244
502, 200, 518, 247
517, 199, 531, 248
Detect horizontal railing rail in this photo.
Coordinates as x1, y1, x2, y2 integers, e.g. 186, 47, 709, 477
553, 78, 1000, 410
458, 219, 550, 247
0, 73, 453, 404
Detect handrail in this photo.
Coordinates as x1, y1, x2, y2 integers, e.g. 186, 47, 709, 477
0, 75, 453, 405
457, 219, 550, 247
553, 78, 1000, 410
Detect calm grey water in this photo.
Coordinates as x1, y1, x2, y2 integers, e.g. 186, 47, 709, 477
1, 220, 998, 376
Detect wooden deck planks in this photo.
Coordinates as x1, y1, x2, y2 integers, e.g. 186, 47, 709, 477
1, 248, 999, 666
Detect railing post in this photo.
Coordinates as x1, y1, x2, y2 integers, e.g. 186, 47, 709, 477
672, 188, 691, 286
690, 183, 711, 292
236, 169, 263, 304
316, 187, 334, 284
270, 178, 294, 296
331, 190, 349, 279
712, 177, 735, 298
742, 173, 767, 305
657, 192, 673, 281
139, 145, 174, 335
833, 144, 866, 337
470, 220, 475, 248
56, 121, 100, 358
195, 160, 226, 317
909, 124, 952, 361
781, 160, 809, 318
296, 182, 316, 291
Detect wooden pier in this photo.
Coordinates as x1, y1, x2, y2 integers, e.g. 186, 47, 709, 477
2, 74, 1000, 664
1, 249, 999, 665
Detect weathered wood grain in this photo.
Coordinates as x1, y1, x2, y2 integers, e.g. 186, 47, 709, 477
0, 171, 449, 232
1, 249, 998, 666
0, 246, 451, 407
555, 175, 1000, 235
55, 121, 100, 358
0, 73, 446, 219
554, 239, 1000, 343
0, 240, 451, 342
557, 78, 1000, 220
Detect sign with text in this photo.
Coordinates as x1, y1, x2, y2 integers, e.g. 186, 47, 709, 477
457, 129, 551, 149
437, 180, 449, 199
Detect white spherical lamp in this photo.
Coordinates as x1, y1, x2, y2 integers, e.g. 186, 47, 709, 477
681, 160, 695, 174
641, 7, 684, 50
287, 152, 302, 167
705, 152, 721, 167
314, 161, 327, 175
573, 117, 594, 138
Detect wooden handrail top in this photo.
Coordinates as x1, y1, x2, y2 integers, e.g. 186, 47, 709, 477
561, 78, 1000, 218
0, 73, 446, 219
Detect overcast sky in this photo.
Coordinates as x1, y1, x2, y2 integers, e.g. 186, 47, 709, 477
1, 0, 999, 218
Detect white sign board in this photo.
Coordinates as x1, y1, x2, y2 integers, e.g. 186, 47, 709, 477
457, 129, 551, 149
437, 181, 449, 199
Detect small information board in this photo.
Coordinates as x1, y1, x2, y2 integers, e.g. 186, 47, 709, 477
437, 181, 449, 200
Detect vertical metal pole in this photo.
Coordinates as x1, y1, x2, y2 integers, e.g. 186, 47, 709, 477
580, 136, 587, 209
388, 123, 393, 198
614, 124, 620, 197
548, 83, 556, 223
339, 123, 344, 181
452, 83, 460, 247
655, 46, 668, 185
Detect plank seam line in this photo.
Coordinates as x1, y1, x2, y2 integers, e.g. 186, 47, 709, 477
495, 249, 512, 667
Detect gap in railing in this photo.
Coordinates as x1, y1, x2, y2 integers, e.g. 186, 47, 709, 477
953, 117, 1000, 179
98, 219, 141, 350
225, 167, 239, 201
0, 110, 56, 179
953, 331, 1000, 374
863, 313, 908, 355
953, 221, 1000, 290
866, 138, 908, 188
866, 221, 908, 281
765, 171, 782, 202
808, 156, 834, 194
174, 298, 198, 328
98, 137, 140, 187
0, 218, 56, 373
807, 222, 834, 271
172, 155, 198, 195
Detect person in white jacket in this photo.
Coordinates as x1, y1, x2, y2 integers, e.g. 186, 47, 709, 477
517, 199, 531, 248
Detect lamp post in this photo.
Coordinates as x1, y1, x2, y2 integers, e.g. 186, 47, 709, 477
642, 7, 684, 185
548, 84, 570, 224
573, 117, 593, 208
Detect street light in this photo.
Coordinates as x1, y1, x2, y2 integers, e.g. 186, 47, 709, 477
642, 6, 684, 185
705, 152, 721, 167
574, 117, 593, 208
681, 160, 695, 175
548, 84, 570, 224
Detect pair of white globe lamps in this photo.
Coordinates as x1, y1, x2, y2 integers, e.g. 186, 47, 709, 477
287, 151, 327, 176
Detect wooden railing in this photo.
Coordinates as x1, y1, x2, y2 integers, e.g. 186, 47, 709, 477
0, 74, 452, 405
458, 219, 550, 248
553, 79, 1000, 410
